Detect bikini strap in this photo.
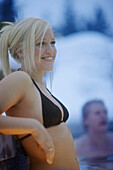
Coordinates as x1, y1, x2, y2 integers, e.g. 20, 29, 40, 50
32, 79, 42, 93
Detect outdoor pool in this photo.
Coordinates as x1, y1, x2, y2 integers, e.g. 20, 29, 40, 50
79, 156, 113, 170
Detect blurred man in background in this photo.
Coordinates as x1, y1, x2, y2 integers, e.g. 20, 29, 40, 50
74, 99, 113, 158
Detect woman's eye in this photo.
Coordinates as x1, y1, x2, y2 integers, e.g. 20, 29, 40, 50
42, 42, 46, 45
51, 41, 56, 45
35, 41, 56, 46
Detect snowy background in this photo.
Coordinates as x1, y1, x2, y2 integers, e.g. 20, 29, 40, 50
0, 0, 113, 136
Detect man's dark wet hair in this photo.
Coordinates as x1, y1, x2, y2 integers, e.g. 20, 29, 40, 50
82, 99, 106, 130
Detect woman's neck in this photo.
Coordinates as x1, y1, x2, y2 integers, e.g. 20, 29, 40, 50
31, 73, 44, 84
21, 68, 45, 84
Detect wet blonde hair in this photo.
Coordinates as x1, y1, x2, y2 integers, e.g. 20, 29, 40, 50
0, 17, 50, 76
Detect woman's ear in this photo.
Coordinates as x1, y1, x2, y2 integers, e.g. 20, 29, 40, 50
16, 49, 23, 58
15, 45, 23, 58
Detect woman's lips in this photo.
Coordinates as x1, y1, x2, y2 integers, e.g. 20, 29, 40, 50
41, 56, 54, 61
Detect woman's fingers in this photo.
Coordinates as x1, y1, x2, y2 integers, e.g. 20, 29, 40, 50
45, 141, 55, 164
32, 129, 55, 164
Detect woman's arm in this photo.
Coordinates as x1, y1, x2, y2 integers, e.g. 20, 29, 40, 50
0, 71, 55, 164
0, 115, 55, 164
0, 115, 43, 135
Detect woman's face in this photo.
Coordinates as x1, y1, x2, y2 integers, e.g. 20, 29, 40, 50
34, 27, 57, 72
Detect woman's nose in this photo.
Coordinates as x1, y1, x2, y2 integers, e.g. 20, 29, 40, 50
46, 44, 53, 53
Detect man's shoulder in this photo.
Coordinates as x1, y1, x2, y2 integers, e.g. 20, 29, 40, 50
74, 134, 88, 147
74, 134, 89, 156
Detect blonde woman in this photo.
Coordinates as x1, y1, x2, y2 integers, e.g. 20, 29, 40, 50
0, 18, 79, 170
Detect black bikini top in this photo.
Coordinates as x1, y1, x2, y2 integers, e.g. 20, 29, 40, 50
32, 79, 69, 128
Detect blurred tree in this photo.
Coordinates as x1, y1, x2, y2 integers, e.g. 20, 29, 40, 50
58, 0, 77, 36
0, 0, 18, 22
95, 8, 108, 33
87, 7, 109, 34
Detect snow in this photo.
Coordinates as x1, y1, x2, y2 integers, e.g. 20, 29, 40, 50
50, 31, 113, 124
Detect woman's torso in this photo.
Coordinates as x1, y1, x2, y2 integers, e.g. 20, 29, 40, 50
6, 73, 79, 170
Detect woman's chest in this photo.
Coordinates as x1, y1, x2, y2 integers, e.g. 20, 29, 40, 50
7, 85, 69, 128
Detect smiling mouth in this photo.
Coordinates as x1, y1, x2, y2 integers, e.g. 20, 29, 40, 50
41, 56, 53, 61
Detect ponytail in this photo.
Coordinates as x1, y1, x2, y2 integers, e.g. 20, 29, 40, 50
0, 22, 14, 76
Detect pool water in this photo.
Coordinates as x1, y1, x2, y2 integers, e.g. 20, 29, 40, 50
78, 156, 113, 170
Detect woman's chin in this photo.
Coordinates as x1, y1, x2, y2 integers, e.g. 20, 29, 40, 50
44, 66, 53, 71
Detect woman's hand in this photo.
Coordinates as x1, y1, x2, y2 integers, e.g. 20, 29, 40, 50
0, 115, 55, 164
31, 120, 55, 164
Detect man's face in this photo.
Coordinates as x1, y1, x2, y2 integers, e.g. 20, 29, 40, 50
84, 102, 108, 133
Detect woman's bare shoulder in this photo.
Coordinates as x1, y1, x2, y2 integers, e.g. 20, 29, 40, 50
0, 71, 33, 113
4, 70, 31, 80
0, 71, 33, 102
1, 71, 32, 87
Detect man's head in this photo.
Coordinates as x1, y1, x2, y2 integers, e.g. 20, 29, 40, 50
82, 99, 108, 133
